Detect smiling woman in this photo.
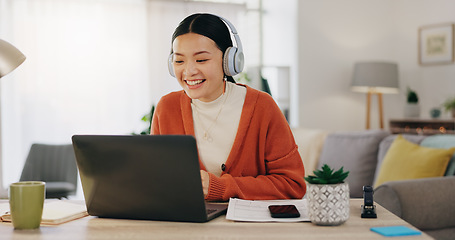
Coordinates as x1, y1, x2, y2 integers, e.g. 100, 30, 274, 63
152, 13, 306, 201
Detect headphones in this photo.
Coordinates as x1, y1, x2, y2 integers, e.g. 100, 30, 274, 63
168, 15, 244, 78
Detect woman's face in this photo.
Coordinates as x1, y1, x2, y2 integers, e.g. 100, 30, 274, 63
172, 33, 225, 102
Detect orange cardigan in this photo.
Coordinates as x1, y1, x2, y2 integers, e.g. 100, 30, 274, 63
151, 84, 306, 201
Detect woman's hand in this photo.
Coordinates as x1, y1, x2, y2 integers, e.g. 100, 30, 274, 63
200, 170, 209, 197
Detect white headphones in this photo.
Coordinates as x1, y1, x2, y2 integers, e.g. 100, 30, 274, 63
168, 15, 244, 78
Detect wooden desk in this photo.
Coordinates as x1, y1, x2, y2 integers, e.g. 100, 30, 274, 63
0, 199, 432, 240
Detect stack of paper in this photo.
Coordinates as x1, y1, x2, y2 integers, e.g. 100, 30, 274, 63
226, 198, 310, 222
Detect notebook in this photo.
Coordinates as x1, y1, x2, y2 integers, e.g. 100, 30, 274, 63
370, 226, 421, 237
1, 201, 88, 225
71, 134, 227, 223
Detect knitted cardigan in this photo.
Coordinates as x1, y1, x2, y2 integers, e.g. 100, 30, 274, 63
151, 84, 306, 201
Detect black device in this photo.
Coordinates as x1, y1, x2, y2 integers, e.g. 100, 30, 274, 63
268, 205, 300, 218
361, 185, 377, 218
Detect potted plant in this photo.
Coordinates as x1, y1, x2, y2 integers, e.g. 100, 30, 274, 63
443, 97, 455, 118
304, 164, 350, 226
404, 87, 420, 118
132, 105, 155, 135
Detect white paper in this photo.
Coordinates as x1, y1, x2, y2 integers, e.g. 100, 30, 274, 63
0, 202, 9, 216
226, 198, 310, 222
40, 201, 87, 222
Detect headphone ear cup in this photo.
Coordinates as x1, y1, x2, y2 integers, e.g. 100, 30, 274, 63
234, 51, 244, 74
223, 46, 244, 76
168, 53, 175, 77
223, 47, 237, 76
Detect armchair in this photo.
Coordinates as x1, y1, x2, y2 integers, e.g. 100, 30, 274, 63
20, 144, 78, 199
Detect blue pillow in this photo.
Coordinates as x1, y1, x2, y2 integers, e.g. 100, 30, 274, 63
420, 135, 455, 176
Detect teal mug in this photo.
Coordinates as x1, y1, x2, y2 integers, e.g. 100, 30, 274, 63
9, 181, 45, 229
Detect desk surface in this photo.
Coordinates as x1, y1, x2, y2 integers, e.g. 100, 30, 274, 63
0, 199, 432, 240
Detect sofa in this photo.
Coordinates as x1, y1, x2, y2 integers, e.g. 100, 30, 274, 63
292, 128, 455, 240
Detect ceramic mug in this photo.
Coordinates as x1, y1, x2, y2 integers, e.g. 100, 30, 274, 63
9, 181, 45, 229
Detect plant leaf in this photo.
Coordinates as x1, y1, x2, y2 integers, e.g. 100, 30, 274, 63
314, 170, 325, 179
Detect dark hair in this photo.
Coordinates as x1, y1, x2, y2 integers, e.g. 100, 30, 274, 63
171, 13, 236, 83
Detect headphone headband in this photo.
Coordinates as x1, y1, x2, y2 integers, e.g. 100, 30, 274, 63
217, 16, 243, 54
168, 14, 244, 77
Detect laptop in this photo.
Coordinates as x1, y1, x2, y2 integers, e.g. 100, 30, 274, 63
71, 134, 227, 223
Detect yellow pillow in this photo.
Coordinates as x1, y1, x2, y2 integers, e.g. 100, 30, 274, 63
374, 135, 455, 188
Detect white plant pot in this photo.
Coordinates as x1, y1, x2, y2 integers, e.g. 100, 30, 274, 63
306, 182, 350, 226
404, 103, 420, 118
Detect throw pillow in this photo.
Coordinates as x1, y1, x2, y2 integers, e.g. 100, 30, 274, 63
317, 130, 390, 198
374, 134, 426, 184
420, 135, 455, 176
374, 135, 455, 188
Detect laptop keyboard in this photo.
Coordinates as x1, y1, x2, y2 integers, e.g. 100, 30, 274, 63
206, 209, 217, 215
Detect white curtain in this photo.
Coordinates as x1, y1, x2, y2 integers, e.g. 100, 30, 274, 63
0, 0, 246, 197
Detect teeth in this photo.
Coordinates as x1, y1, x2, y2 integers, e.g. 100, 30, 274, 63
186, 80, 204, 86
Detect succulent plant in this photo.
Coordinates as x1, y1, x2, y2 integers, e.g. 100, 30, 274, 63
304, 164, 349, 184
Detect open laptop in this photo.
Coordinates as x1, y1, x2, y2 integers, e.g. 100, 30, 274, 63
71, 134, 227, 223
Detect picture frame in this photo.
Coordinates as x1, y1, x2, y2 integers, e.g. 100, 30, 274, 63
418, 23, 455, 65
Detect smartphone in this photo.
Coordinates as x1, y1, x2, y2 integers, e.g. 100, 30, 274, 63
268, 204, 300, 218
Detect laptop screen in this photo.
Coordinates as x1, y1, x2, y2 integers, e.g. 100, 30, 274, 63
72, 135, 216, 222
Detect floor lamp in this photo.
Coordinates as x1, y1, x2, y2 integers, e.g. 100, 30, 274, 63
351, 62, 399, 129
0, 39, 26, 198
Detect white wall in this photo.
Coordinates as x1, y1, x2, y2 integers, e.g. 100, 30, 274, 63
393, 0, 455, 118
298, 0, 455, 131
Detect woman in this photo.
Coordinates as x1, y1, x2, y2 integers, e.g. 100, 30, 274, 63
151, 13, 306, 201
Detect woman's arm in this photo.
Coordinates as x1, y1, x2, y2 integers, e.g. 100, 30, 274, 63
205, 91, 306, 201
205, 148, 306, 200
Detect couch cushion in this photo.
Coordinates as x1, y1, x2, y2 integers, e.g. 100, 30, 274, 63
374, 135, 455, 188
317, 130, 389, 198
420, 135, 455, 176
374, 134, 426, 184
291, 128, 330, 177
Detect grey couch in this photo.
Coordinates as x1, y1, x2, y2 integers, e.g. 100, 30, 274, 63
309, 129, 455, 240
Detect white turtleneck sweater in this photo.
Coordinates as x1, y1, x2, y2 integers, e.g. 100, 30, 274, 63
191, 81, 246, 176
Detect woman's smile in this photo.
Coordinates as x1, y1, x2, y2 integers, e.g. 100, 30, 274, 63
185, 79, 206, 88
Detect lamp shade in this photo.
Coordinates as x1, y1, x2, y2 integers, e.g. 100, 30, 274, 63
351, 62, 399, 94
0, 39, 26, 78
